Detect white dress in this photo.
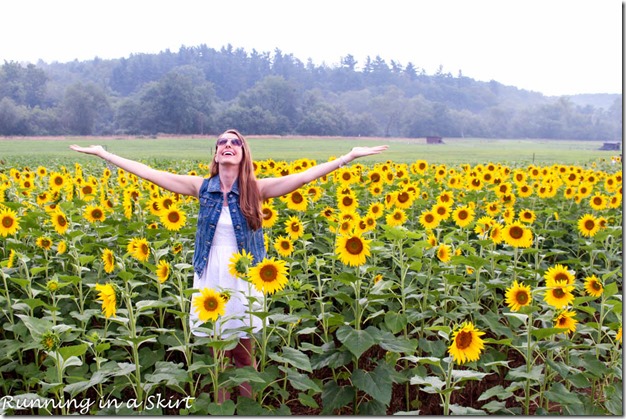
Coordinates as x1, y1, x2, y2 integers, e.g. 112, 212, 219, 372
189, 207, 263, 338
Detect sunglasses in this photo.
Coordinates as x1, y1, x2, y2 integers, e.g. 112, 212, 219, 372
216, 138, 243, 147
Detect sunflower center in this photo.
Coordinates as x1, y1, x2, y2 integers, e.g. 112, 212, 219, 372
204, 297, 218, 311
92, 209, 103, 219
398, 192, 409, 203
436, 207, 446, 215
260, 265, 278, 283
509, 226, 524, 239
57, 216, 67, 226
515, 291, 529, 304
552, 288, 565, 298
394, 212, 402, 220
262, 208, 273, 220
554, 273, 569, 282
2, 216, 14, 228
343, 197, 353, 206
290, 223, 300, 232
54, 177, 63, 185
455, 330, 473, 350
280, 241, 290, 250
371, 173, 381, 182
345, 237, 364, 255
168, 212, 180, 223
591, 281, 601, 291
292, 192, 303, 204
458, 210, 468, 220
425, 214, 434, 223
584, 219, 595, 230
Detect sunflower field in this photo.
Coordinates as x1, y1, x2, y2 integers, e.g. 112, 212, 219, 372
0, 153, 622, 415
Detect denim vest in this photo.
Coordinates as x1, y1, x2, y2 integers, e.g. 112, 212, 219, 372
192, 175, 266, 277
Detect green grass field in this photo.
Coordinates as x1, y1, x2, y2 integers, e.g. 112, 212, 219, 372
0, 136, 619, 166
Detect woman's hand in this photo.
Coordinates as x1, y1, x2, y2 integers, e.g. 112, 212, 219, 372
346, 145, 389, 162
69, 144, 107, 157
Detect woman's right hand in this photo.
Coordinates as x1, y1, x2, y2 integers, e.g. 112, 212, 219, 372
69, 144, 106, 157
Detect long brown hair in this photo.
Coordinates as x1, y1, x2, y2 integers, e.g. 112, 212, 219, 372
209, 129, 263, 230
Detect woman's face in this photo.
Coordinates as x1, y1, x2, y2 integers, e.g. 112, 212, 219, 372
214, 132, 244, 166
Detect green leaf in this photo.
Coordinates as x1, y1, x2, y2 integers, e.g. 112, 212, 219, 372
58, 343, 88, 360
451, 369, 491, 382
298, 393, 319, 409
207, 400, 236, 415
384, 311, 408, 334
16, 314, 53, 339
531, 327, 568, 339
505, 364, 544, 382
477, 385, 512, 401
544, 382, 583, 406
321, 381, 355, 414
280, 366, 321, 392
352, 365, 393, 405
410, 375, 445, 392
335, 325, 376, 359
268, 347, 312, 373
448, 404, 486, 415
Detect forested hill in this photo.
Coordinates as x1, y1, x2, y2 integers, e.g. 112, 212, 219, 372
0, 44, 621, 140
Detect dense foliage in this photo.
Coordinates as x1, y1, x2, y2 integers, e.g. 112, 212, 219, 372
0, 44, 621, 139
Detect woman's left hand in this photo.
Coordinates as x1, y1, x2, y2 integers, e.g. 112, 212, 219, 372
347, 145, 389, 160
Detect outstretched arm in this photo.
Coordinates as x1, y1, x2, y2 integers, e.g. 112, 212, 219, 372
69, 145, 204, 197
257, 145, 388, 199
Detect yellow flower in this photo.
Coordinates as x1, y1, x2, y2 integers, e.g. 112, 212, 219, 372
518, 209, 536, 224
589, 193, 607, 211
228, 248, 254, 279
283, 189, 308, 211
386, 209, 407, 227
583, 274, 603, 298
502, 221, 533, 248
57, 240, 67, 255
336, 233, 371, 267
261, 201, 278, 229
337, 192, 359, 213
273, 235, 294, 258
616, 327, 622, 344
36, 236, 53, 251
367, 202, 385, 219
50, 210, 69, 234
84, 204, 106, 223
156, 260, 171, 283
192, 288, 226, 322
46, 279, 59, 293
452, 205, 475, 228
437, 244, 452, 263
577, 214, 600, 237
544, 264, 575, 285
373, 274, 383, 284
0, 207, 21, 237
102, 249, 116, 273
95, 283, 117, 318
249, 257, 289, 294
41, 330, 60, 351
7, 249, 16, 268
128, 237, 150, 262
284, 215, 305, 240
419, 210, 440, 230
448, 322, 486, 364
505, 280, 532, 312
160, 205, 187, 231
544, 279, 575, 309
554, 310, 578, 335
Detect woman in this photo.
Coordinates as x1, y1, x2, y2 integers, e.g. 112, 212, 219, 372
70, 129, 387, 401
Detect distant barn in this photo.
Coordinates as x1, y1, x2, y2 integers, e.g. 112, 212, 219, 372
426, 136, 444, 144
599, 142, 621, 151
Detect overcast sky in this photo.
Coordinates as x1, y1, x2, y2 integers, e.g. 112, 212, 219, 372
1, 0, 622, 96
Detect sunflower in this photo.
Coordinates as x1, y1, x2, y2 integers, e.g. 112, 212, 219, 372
36, 236, 53, 251
544, 279, 575, 309
489, 222, 504, 244
432, 203, 452, 221
228, 248, 255, 279
617, 327, 622, 344
394, 190, 414, 209
160, 205, 187, 231
306, 185, 323, 202
7, 249, 16, 268
192, 288, 226, 322
583, 274, 603, 298
49, 172, 67, 191
284, 189, 308, 211
367, 202, 385, 219
427, 233, 437, 248
57, 240, 67, 255
589, 193, 607, 211
577, 214, 600, 237
419, 210, 440, 230
505, 280, 532, 312
102, 248, 116, 273
554, 310, 578, 335
518, 209, 536, 224
544, 264, 575, 285
172, 242, 183, 254
517, 183, 533, 198
0, 207, 21, 237
502, 221, 533, 248
284, 215, 305, 240
95, 283, 117, 318
337, 192, 359, 213
437, 244, 452, 263
156, 260, 171, 283
452, 205, 475, 228
336, 233, 371, 267
273, 235, 294, 257
386, 209, 407, 227
448, 322, 486, 364
41, 330, 61, 351
128, 237, 150, 262
50, 210, 69, 234
249, 257, 289, 294
84, 204, 106, 223
261, 201, 278, 228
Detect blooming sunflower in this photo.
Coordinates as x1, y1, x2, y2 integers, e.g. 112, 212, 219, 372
452, 205, 475, 228
577, 214, 600, 237
544, 279, 575, 309
0, 207, 21, 237
84, 204, 106, 223
48, 172, 67, 191
544, 264, 575, 285
432, 203, 452, 221
273, 235, 294, 257
448, 322, 486, 364
583, 274, 603, 298
249, 257, 289, 294
502, 221, 533, 248
192, 288, 226, 322
156, 260, 171, 283
336, 233, 371, 267
518, 209, 536, 224
57, 240, 67, 255
102, 248, 116, 273
128, 237, 150, 262
36, 236, 53, 251
617, 327, 622, 344
419, 210, 440, 230
284, 215, 305, 240
367, 202, 385, 219
337, 192, 359, 213
589, 193, 607, 211
95, 283, 117, 318
554, 310, 578, 335
228, 248, 255, 279
261, 202, 278, 228
50, 210, 69, 235
505, 280, 532, 312
386, 209, 407, 227
160, 205, 187, 231
437, 244, 452, 263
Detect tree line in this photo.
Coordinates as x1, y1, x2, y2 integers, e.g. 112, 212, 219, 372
0, 44, 621, 140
